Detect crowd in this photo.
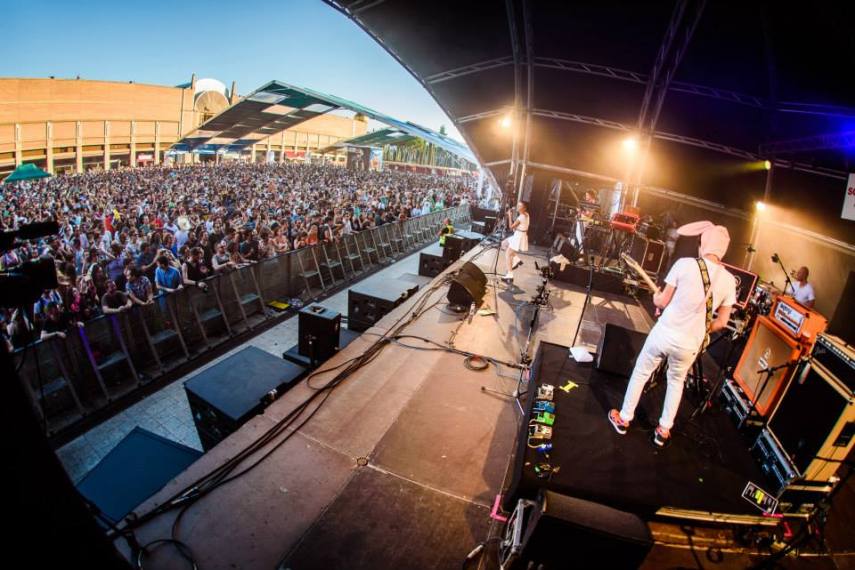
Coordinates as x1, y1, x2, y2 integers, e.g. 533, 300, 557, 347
1, 162, 476, 349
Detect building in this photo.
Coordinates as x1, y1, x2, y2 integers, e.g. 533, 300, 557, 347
0, 75, 367, 176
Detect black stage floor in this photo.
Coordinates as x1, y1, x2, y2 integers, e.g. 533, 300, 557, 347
509, 341, 768, 518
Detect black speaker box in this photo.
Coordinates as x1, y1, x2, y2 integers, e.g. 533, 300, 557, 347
348, 278, 420, 332
298, 304, 341, 362
516, 491, 653, 569
596, 323, 648, 377
829, 270, 855, 345
443, 234, 465, 261
419, 251, 452, 277
447, 261, 487, 308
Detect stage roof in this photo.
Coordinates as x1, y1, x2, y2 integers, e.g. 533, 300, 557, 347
171, 80, 476, 163
325, 1, 855, 186
320, 127, 417, 153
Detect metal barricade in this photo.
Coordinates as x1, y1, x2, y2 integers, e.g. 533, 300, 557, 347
23, 204, 473, 439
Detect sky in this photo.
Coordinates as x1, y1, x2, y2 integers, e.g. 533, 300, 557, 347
3, 0, 463, 141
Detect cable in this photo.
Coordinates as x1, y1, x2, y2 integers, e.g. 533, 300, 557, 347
122, 273, 457, 542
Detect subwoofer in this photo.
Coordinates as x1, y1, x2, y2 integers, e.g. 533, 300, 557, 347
446, 261, 486, 310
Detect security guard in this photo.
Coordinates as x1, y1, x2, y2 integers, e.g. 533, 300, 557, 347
438, 218, 455, 247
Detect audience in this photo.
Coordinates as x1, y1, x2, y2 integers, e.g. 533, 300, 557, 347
1, 162, 475, 346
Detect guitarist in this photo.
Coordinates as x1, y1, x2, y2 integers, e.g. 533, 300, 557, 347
608, 223, 737, 447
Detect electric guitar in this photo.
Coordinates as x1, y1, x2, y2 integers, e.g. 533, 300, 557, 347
620, 253, 660, 295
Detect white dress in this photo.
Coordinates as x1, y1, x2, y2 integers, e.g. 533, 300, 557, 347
507, 213, 529, 252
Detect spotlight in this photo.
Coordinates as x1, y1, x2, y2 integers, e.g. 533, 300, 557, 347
622, 136, 639, 151
755, 201, 767, 211
500, 115, 512, 129
764, 160, 772, 170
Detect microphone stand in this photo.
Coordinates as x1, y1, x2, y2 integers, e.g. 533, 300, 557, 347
739, 360, 795, 431
772, 253, 794, 294
571, 256, 596, 347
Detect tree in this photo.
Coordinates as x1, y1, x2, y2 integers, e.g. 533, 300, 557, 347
439, 125, 448, 136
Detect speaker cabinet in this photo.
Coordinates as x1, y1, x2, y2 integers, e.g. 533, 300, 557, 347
768, 335, 855, 482
642, 240, 665, 275
298, 304, 340, 362
733, 316, 800, 416
348, 278, 419, 332
596, 323, 648, 378
446, 261, 487, 308
829, 270, 855, 345
506, 492, 652, 569
419, 251, 451, 277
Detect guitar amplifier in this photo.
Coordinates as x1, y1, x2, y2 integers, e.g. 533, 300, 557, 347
770, 296, 827, 344
733, 316, 801, 416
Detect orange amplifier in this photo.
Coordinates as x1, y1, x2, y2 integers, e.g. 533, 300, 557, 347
733, 315, 802, 417
769, 295, 827, 345
610, 212, 639, 234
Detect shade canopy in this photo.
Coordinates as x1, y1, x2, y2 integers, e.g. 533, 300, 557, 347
3, 162, 51, 183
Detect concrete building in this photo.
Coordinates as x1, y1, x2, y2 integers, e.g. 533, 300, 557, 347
0, 74, 367, 176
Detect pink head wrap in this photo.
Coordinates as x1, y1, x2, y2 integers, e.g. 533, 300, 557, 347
676, 220, 730, 259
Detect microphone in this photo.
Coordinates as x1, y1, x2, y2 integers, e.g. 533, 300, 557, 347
771, 253, 780, 263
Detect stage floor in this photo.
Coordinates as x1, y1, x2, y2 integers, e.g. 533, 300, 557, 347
511, 341, 768, 517
115, 244, 851, 569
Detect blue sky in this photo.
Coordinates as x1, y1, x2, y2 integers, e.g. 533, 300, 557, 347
4, 0, 462, 140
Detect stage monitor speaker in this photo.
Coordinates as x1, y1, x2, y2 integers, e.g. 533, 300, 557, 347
733, 316, 801, 416
298, 304, 340, 362
596, 323, 648, 378
829, 270, 855, 345
514, 492, 653, 569
447, 261, 487, 309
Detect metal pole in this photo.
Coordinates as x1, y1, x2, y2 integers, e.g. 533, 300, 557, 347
746, 164, 773, 270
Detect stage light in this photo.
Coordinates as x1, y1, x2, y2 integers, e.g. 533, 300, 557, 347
622, 136, 639, 152
755, 201, 767, 212
764, 160, 772, 170
500, 115, 512, 129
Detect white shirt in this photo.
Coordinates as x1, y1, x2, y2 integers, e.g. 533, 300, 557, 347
515, 212, 529, 232
787, 281, 815, 305
656, 257, 737, 348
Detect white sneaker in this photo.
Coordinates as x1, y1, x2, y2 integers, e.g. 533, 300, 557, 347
503, 272, 514, 280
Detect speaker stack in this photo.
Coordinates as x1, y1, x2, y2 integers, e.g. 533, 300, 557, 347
595, 323, 648, 378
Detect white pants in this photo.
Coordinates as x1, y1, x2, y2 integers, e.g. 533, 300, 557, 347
618, 324, 699, 430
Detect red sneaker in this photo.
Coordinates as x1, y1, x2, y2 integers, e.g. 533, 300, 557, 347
653, 425, 671, 447
608, 409, 629, 435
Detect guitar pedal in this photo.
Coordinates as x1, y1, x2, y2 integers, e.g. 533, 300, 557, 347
536, 384, 554, 401
533, 400, 555, 414
528, 424, 553, 440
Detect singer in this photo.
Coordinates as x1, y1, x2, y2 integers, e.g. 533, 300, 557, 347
502, 201, 530, 281
608, 222, 737, 447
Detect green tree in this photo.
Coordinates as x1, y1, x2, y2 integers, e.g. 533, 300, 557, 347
439, 125, 448, 136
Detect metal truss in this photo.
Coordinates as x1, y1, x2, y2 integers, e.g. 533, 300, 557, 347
531, 108, 631, 131
456, 108, 507, 125
760, 130, 855, 156
534, 57, 647, 83
424, 56, 515, 84
777, 101, 855, 119
653, 131, 758, 160
346, 0, 387, 15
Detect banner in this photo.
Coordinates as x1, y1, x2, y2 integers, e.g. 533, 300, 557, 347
843, 173, 855, 221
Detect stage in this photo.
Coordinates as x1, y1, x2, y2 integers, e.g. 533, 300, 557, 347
115, 243, 844, 569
